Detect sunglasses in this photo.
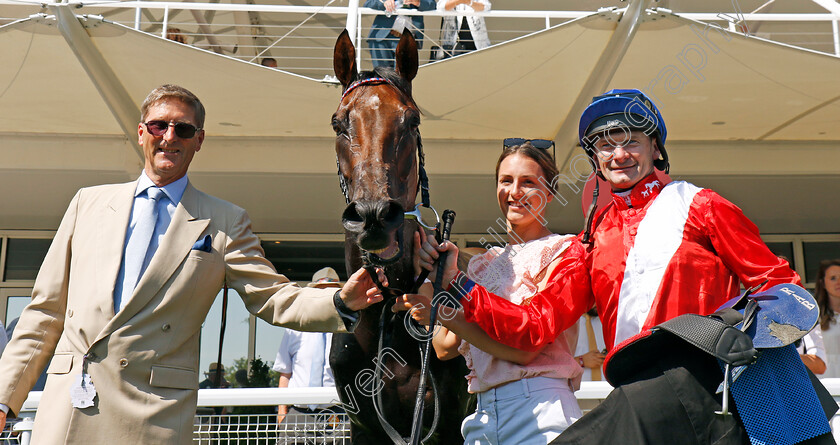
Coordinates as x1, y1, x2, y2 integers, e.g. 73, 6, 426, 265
143, 120, 202, 139
502, 138, 555, 150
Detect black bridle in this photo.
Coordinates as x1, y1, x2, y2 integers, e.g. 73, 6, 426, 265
335, 76, 444, 445
335, 77, 431, 211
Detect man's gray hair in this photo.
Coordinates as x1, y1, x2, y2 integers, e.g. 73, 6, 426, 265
140, 84, 206, 128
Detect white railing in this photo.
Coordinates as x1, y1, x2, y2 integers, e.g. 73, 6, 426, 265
0, 2, 838, 79
3, 380, 840, 443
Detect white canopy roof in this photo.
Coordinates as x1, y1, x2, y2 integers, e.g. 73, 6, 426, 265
1, 6, 838, 234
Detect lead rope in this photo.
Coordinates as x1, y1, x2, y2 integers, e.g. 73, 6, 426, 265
213, 284, 228, 388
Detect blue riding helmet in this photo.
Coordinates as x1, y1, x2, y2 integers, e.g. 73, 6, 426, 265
578, 89, 669, 173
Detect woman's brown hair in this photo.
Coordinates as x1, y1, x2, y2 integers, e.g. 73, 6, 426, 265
817, 259, 840, 330
495, 141, 560, 191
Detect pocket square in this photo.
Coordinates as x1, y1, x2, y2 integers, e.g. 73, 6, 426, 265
192, 234, 212, 252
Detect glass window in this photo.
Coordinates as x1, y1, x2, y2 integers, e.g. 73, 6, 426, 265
804, 242, 840, 283
255, 320, 286, 374
765, 242, 794, 270
5, 238, 51, 281
199, 288, 250, 387
260, 241, 347, 283
5, 295, 31, 327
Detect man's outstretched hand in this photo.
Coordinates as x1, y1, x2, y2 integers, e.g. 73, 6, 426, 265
340, 267, 388, 311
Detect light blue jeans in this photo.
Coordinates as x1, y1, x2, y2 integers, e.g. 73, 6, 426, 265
462, 376, 582, 445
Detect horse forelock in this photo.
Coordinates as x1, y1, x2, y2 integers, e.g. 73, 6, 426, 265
352, 67, 417, 110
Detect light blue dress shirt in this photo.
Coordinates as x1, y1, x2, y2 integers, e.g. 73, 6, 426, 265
113, 172, 188, 312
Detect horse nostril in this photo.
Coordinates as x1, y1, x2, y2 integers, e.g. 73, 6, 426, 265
342, 202, 364, 232
381, 201, 405, 228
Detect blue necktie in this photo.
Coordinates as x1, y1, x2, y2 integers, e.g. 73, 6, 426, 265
117, 187, 163, 312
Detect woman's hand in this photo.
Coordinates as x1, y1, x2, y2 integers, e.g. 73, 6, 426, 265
392, 292, 433, 325
414, 227, 460, 285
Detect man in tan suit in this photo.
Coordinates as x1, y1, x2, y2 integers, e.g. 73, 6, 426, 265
0, 85, 384, 444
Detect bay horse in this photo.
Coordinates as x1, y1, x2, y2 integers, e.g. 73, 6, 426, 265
329, 30, 472, 444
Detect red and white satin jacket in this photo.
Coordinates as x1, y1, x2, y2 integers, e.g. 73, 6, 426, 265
454, 174, 800, 354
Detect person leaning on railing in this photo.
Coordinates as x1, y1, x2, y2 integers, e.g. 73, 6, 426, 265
365, 0, 436, 68
434, 0, 490, 60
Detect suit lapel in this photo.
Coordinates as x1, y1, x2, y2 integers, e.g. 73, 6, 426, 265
95, 181, 137, 318
96, 183, 210, 343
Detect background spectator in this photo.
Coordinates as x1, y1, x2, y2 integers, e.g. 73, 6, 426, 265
274, 267, 345, 443
435, 0, 490, 60
574, 307, 606, 381
199, 362, 230, 389
166, 27, 187, 44
364, 0, 436, 68
816, 259, 840, 377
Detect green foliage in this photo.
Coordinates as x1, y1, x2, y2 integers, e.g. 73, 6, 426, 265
230, 357, 277, 415
226, 356, 280, 388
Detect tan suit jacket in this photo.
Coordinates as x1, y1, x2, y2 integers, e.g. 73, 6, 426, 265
0, 180, 346, 444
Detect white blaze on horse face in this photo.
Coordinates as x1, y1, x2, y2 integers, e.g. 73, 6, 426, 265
364, 94, 381, 110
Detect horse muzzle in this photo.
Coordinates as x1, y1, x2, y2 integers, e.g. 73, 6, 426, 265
342, 200, 406, 262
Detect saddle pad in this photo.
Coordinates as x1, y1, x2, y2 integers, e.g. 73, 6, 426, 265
727, 344, 830, 445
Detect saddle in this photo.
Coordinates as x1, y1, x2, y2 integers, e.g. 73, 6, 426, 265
602, 284, 836, 445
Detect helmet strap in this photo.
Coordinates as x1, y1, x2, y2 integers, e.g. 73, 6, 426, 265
582, 177, 600, 244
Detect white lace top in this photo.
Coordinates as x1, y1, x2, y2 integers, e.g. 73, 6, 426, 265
460, 233, 583, 393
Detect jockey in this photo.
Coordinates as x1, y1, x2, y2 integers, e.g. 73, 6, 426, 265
405, 89, 834, 444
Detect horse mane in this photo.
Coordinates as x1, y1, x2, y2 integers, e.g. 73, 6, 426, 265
355, 67, 419, 110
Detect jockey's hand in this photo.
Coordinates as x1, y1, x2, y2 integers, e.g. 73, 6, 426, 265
384, 0, 396, 13
393, 292, 433, 325
340, 267, 387, 311
414, 228, 459, 286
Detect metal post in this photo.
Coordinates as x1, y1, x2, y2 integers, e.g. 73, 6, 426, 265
161, 3, 169, 38
12, 416, 34, 445
555, 0, 652, 169
833, 19, 839, 56
346, 0, 359, 43
546, 15, 550, 29
52, 4, 144, 165
134, 1, 141, 30
356, 9, 363, 69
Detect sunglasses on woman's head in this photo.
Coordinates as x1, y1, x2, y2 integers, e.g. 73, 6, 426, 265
502, 138, 555, 150
143, 120, 202, 139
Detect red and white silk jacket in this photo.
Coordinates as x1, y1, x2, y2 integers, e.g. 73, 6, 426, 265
454, 174, 801, 353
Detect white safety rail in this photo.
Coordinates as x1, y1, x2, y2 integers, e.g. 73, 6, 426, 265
0, 2, 838, 79
3, 380, 840, 443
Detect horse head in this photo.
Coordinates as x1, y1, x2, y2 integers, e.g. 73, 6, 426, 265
332, 29, 422, 270
330, 31, 472, 444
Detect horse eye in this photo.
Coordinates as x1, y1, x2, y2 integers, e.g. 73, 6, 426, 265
331, 117, 346, 136
407, 114, 421, 131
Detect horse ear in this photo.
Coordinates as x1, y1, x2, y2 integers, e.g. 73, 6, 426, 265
334, 29, 357, 88
395, 29, 418, 83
